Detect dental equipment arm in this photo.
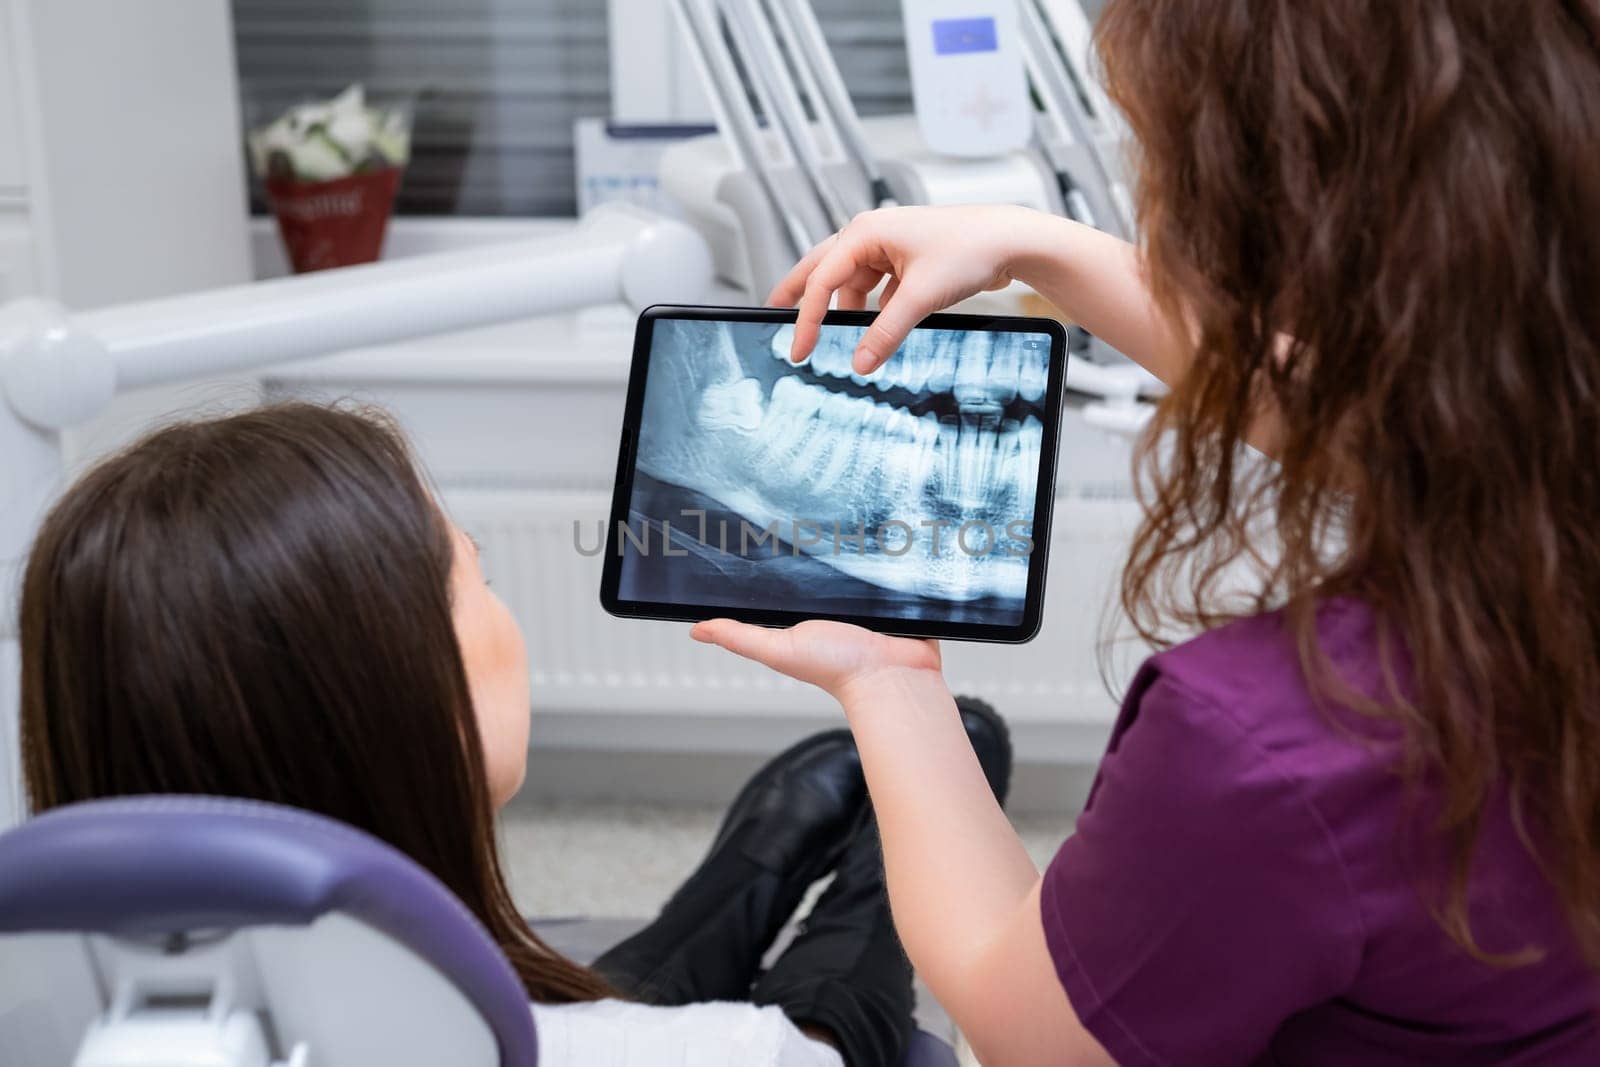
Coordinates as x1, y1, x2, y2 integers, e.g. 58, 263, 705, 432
671, 0, 816, 259
1036, 0, 1125, 143
767, 0, 899, 208
1017, 0, 1134, 238
723, 0, 851, 231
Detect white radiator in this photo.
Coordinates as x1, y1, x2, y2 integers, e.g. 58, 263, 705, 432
445, 486, 1143, 759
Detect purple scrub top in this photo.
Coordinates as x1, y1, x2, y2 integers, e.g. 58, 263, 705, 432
1041, 599, 1600, 1065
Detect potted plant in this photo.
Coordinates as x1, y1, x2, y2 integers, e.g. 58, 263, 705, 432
248, 85, 413, 273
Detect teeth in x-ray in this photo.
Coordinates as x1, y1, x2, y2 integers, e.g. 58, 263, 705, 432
770, 324, 1045, 411
772, 325, 888, 387
1007, 416, 1045, 509
698, 377, 765, 432
639, 320, 1043, 601
746, 375, 824, 471
745, 380, 1039, 600
952, 335, 992, 407
896, 343, 932, 393
812, 392, 877, 487
1018, 352, 1048, 403
987, 341, 1022, 406
926, 338, 958, 394
942, 411, 1002, 509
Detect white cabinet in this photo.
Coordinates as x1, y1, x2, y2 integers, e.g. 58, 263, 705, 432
0, 0, 251, 309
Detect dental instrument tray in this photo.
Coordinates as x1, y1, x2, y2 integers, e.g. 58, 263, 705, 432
600, 305, 1068, 643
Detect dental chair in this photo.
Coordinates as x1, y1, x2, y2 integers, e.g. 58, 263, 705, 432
0, 797, 959, 1067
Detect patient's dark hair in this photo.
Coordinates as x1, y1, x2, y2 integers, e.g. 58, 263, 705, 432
19, 401, 612, 1004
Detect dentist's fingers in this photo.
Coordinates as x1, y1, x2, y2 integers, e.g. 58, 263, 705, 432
768, 234, 837, 307
785, 260, 882, 359
836, 264, 887, 313
852, 275, 935, 374
880, 275, 901, 310
691, 619, 805, 679
791, 235, 885, 366
693, 618, 943, 695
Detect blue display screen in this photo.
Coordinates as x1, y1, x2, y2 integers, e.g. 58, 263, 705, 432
932, 16, 999, 55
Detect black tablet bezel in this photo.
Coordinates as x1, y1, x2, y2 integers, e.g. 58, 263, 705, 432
598, 304, 1068, 644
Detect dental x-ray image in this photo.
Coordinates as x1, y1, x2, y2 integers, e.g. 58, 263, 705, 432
610, 311, 1059, 634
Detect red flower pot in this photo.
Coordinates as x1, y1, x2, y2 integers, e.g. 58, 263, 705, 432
264, 166, 403, 274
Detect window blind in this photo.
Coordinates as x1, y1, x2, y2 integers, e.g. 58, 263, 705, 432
232, 0, 917, 218
810, 1, 914, 118
233, 0, 612, 216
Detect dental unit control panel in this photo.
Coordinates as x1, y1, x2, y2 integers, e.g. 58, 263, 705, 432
902, 0, 1032, 157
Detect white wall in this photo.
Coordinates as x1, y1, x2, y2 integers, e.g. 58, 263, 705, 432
6, 0, 252, 308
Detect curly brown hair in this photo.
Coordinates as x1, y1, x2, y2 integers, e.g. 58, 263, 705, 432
1099, 0, 1600, 964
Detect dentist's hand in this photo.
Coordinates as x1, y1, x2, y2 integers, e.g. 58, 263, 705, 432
770, 205, 1040, 375
690, 618, 943, 701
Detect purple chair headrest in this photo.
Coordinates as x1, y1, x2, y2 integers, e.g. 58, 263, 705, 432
0, 795, 538, 1066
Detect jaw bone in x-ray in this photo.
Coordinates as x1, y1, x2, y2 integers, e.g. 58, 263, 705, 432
631, 318, 1048, 609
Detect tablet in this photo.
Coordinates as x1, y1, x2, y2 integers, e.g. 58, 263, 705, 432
599, 305, 1068, 643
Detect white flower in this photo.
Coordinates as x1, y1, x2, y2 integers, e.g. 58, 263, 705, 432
248, 83, 411, 184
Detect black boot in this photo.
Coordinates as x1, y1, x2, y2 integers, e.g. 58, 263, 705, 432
593, 729, 866, 1004
750, 808, 912, 1067
751, 696, 1013, 1067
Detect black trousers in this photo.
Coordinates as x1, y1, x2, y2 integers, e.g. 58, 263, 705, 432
592, 851, 912, 1067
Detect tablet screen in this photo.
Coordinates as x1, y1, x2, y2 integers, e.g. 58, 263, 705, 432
604, 308, 1064, 641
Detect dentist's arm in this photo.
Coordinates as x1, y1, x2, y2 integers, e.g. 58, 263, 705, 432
691, 620, 1114, 1066
769, 205, 1190, 388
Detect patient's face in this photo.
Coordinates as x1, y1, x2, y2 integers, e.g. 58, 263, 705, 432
448, 522, 532, 807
